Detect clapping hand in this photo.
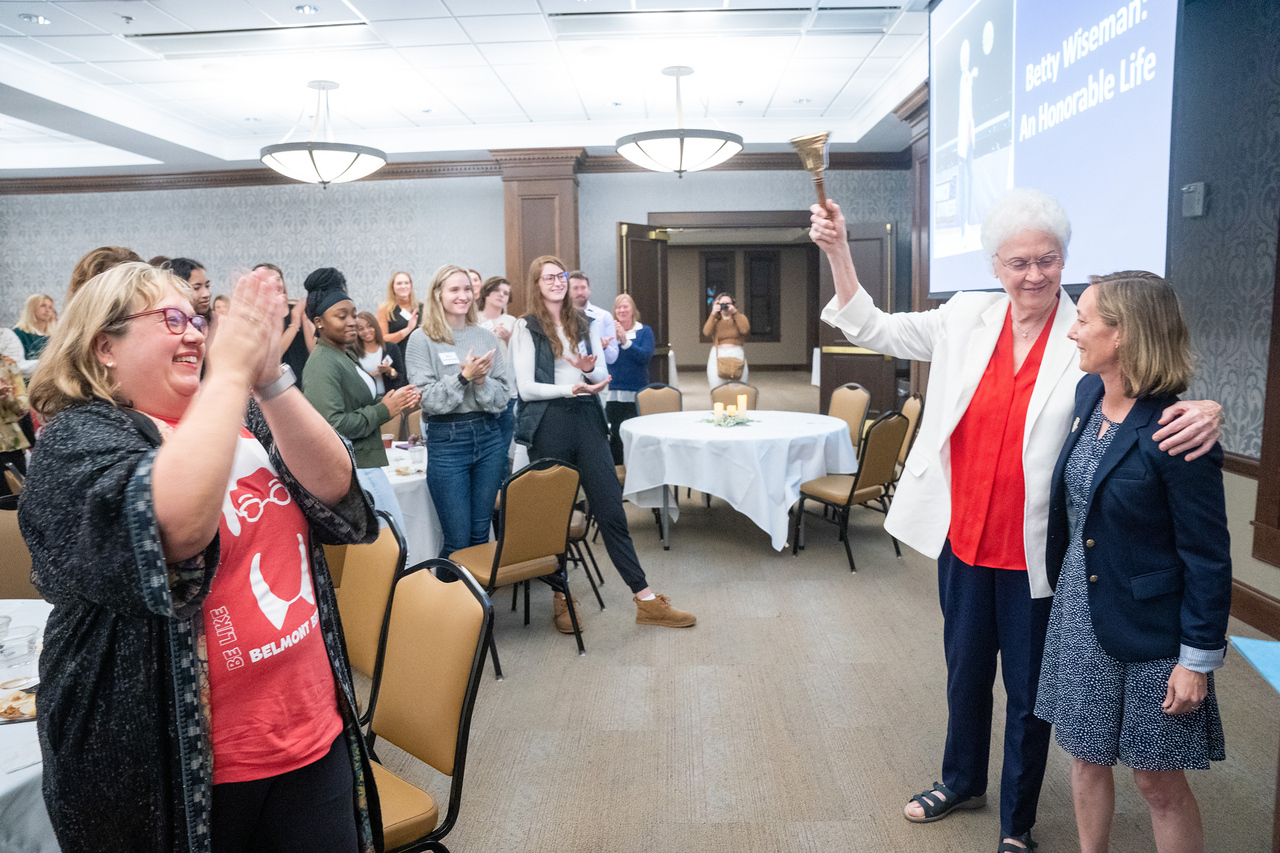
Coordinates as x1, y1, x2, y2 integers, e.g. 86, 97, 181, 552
571, 376, 611, 396
493, 323, 512, 343
565, 349, 596, 373
209, 267, 284, 391
461, 348, 496, 386
383, 384, 421, 417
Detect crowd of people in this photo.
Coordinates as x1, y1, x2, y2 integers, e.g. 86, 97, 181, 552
3, 182, 1236, 853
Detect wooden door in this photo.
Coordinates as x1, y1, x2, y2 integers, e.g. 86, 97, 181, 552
818, 222, 897, 417
617, 222, 670, 383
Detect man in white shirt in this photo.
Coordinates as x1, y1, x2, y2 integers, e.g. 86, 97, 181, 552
568, 271, 619, 366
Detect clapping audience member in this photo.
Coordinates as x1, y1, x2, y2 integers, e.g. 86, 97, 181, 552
376, 271, 422, 346
302, 267, 419, 535
703, 292, 750, 387
355, 311, 406, 394
67, 245, 143, 301
14, 294, 56, 358
166, 258, 213, 324
467, 268, 484, 301
212, 295, 230, 317
479, 276, 519, 456
0, 356, 29, 494
568, 271, 619, 366
810, 189, 1222, 853
1036, 272, 1231, 853
512, 254, 695, 631
405, 265, 509, 557
602, 293, 654, 466
255, 262, 314, 389
18, 262, 382, 853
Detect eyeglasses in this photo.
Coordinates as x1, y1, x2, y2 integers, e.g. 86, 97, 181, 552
996, 254, 1065, 274
123, 307, 208, 335
540, 273, 568, 284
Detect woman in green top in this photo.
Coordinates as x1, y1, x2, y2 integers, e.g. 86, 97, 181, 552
300, 267, 419, 534
14, 293, 56, 358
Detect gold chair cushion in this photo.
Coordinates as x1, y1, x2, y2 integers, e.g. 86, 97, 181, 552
800, 476, 883, 507
569, 509, 587, 540
449, 543, 560, 588
372, 762, 439, 850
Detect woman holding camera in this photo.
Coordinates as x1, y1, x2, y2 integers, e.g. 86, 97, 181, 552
703, 292, 750, 388
1035, 271, 1230, 853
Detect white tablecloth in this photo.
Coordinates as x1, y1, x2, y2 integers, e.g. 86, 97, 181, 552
0, 598, 59, 853
383, 447, 443, 567
620, 410, 859, 550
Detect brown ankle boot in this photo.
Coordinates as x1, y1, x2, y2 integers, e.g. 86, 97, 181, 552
553, 596, 581, 634
634, 594, 696, 628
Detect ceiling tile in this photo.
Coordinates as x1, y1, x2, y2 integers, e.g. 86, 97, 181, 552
871, 34, 922, 59
48, 61, 132, 84
346, 0, 449, 21
443, 0, 541, 15
797, 33, 881, 58
888, 11, 928, 36
367, 18, 468, 47
539, 0, 631, 11
458, 15, 550, 43
477, 41, 562, 65
246, 1, 364, 27
395, 44, 487, 68
0, 36, 79, 63
146, 0, 280, 32
32, 35, 159, 62
0, 3, 106, 36
469, 113, 530, 124
47, 1, 191, 35
91, 58, 204, 83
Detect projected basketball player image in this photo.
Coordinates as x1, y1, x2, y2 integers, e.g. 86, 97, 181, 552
931, 0, 1015, 257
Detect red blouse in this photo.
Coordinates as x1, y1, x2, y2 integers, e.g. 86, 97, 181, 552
947, 305, 1057, 570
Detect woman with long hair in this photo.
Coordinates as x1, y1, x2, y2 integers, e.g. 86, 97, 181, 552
376, 271, 422, 346
478, 276, 518, 457
511, 254, 695, 631
355, 311, 406, 395
603, 293, 654, 466
14, 293, 56, 358
405, 265, 509, 556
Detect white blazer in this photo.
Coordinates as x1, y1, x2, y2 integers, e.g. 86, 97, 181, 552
821, 286, 1082, 598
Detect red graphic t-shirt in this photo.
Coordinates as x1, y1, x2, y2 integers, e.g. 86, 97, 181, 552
199, 427, 343, 784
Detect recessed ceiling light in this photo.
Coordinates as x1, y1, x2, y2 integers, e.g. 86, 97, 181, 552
295, 4, 320, 14
421, 109, 432, 114
611, 102, 621, 107
18, 14, 52, 25
794, 98, 811, 104
245, 117, 261, 122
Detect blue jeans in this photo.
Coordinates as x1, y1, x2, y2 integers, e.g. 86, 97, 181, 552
497, 398, 517, 460
356, 467, 406, 537
426, 415, 507, 558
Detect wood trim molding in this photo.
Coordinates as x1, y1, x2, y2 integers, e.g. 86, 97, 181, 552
0, 159, 503, 195
1231, 579, 1280, 639
1223, 451, 1261, 478
648, 210, 813, 228
0, 148, 911, 196
892, 82, 930, 145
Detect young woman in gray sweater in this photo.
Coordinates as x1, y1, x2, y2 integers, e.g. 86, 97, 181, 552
404, 264, 509, 557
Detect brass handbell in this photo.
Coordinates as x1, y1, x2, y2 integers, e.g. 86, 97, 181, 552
790, 131, 831, 216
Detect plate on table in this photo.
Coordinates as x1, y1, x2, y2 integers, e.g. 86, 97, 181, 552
0, 681, 37, 724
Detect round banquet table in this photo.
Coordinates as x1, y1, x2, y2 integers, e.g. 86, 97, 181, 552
620, 410, 858, 551
0, 598, 59, 853
383, 446, 444, 565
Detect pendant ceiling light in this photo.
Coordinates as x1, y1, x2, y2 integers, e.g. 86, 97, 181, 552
616, 66, 742, 178
260, 80, 387, 187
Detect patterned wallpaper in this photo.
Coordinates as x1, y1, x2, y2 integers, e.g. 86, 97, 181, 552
0, 176, 506, 322
578, 168, 913, 307
1168, 0, 1280, 457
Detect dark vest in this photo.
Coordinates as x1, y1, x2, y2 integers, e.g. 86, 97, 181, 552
515, 311, 608, 447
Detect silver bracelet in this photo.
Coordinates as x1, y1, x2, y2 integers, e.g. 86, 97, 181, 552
256, 364, 295, 402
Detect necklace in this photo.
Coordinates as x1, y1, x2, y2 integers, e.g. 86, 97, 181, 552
1011, 304, 1055, 338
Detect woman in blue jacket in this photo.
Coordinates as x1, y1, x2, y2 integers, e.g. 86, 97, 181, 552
1035, 271, 1231, 853
603, 293, 655, 466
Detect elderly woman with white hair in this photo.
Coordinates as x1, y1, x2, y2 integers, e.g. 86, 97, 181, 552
810, 188, 1222, 853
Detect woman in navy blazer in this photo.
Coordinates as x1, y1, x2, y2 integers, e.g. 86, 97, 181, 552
1035, 272, 1230, 853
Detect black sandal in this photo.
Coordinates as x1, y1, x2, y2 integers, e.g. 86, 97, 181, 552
904, 781, 987, 823
997, 831, 1038, 852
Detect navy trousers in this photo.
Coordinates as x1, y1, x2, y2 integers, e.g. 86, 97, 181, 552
938, 540, 1053, 838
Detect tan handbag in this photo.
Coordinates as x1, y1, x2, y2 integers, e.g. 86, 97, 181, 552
716, 344, 745, 381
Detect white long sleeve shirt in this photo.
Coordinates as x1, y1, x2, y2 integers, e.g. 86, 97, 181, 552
510, 318, 608, 401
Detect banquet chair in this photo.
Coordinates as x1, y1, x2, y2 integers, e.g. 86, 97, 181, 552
449, 459, 582, 680
4, 463, 23, 496
382, 411, 404, 443
891, 393, 925, 493
791, 410, 910, 572
0, 494, 38, 599
324, 544, 347, 588
710, 381, 758, 411
828, 383, 871, 453
636, 383, 682, 416
567, 502, 606, 610
407, 409, 423, 439
364, 559, 492, 853
333, 510, 406, 725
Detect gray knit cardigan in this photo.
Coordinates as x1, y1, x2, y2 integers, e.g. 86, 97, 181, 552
17, 398, 382, 853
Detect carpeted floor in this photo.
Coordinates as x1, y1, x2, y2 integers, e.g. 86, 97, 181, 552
368, 371, 1277, 852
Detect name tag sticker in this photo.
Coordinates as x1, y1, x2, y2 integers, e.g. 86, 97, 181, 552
1071, 417, 1080, 433
439, 352, 460, 366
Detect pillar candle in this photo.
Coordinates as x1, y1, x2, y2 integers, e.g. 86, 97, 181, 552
714, 402, 724, 415
727, 405, 737, 415
737, 393, 748, 411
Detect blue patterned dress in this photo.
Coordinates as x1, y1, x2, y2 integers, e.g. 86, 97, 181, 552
1034, 404, 1225, 770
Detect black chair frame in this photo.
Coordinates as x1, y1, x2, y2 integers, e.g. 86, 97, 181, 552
364, 557, 494, 853
353, 509, 407, 729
